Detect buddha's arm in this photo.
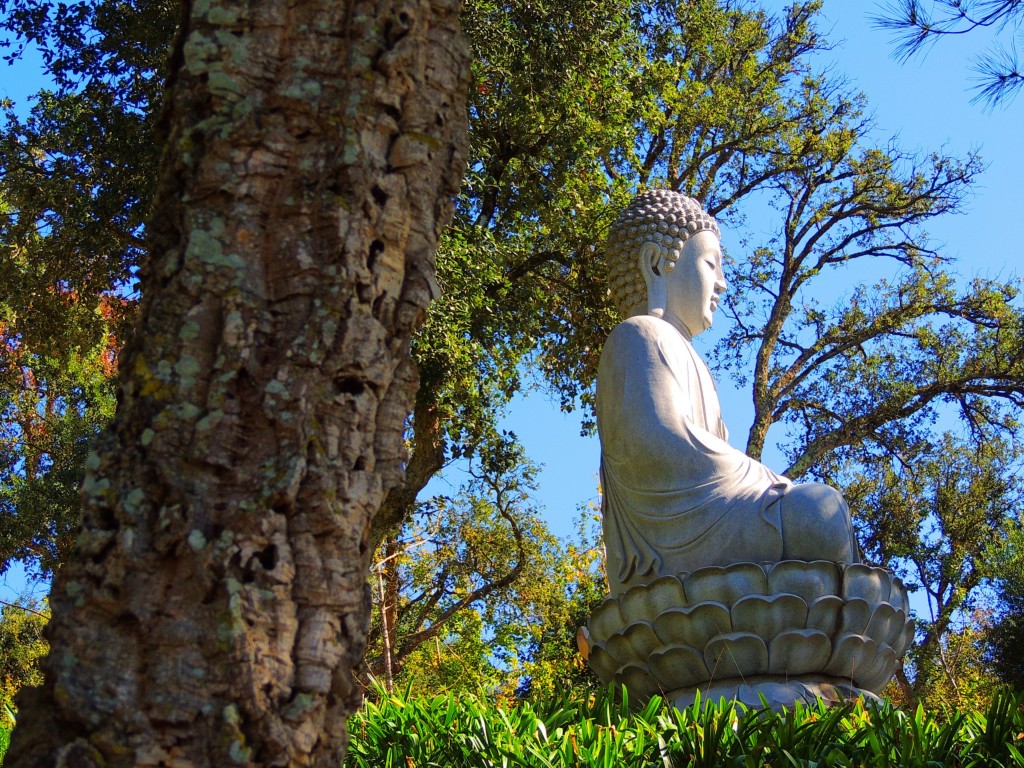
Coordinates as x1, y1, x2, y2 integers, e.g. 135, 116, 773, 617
600, 317, 789, 490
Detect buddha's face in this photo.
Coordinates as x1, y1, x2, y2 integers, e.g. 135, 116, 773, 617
661, 230, 726, 338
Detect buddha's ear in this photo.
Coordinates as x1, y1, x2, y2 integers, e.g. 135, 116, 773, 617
638, 242, 665, 318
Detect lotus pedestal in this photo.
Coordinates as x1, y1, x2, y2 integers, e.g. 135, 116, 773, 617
578, 561, 912, 711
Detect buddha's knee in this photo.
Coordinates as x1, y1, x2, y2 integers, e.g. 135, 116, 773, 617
779, 483, 859, 563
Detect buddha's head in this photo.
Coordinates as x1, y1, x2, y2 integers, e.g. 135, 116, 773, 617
606, 190, 725, 338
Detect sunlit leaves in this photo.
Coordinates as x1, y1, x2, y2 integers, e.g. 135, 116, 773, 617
346, 685, 1024, 766
760, 265, 1024, 477
0, 598, 48, 725
0, 0, 174, 339
365, 436, 603, 697
987, 521, 1024, 690
827, 431, 1023, 704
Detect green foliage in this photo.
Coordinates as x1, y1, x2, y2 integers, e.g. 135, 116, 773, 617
516, 567, 606, 701
0, 597, 49, 729
0, 322, 117, 574
0, 0, 171, 339
760, 266, 1022, 478
365, 438, 603, 698
987, 521, 1024, 690
516, 508, 607, 701
346, 684, 1024, 767
0, 192, 120, 573
348, 683, 672, 767
0, 0, 164, 576
836, 432, 1022, 707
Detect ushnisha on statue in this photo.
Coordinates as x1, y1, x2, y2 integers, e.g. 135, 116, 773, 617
578, 190, 913, 709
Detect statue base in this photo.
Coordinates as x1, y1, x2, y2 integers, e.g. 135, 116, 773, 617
666, 675, 880, 712
579, 561, 912, 710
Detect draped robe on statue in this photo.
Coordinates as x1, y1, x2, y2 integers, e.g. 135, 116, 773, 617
598, 315, 792, 596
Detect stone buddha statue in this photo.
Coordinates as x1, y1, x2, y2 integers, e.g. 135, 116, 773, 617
598, 189, 860, 596
581, 190, 912, 709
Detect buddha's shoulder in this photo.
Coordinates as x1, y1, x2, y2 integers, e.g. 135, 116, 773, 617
607, 315, 685, 348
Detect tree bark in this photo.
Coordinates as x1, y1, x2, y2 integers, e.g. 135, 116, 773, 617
7, 0, 468, 764
369, 395, 446, 549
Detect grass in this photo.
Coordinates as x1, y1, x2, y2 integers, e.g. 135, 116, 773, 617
1, 687, 1022, 766
345, 685, 1024, 767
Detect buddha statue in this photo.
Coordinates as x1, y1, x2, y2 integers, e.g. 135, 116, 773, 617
581, 190, 913, 709
598, 189, 859, 596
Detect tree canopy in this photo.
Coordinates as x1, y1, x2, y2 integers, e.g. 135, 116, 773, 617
362, 441, 603, 698
840, 431, 1023, 705
0, 0, 169, 577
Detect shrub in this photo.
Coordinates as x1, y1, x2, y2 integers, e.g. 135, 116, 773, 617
346, 684, 1024, 767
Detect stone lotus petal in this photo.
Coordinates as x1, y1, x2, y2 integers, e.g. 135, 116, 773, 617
768, 629, 831, 676
684, 563, 768, 605
889, 580, 911, 612
587, 644, 619, 683
616, 665, 661, 700
856, 643, 893, 690
807, 595, 842, 635
880, 608, 909, 649
584, 561, 911, 708
649, 644, 710, 690
843, 564, 892, 605
620, 582, 669, 627
653, 602, 731, 647
606, 622, 660, 662
705, 632, 768, 678
859, 644, 898, 693
825, 634, 878, 684
768, 560, 839, 602
892, 617, 915, 658
588, 598, 625, 643
838, 598, 872, 636
732, 593, 807, 639
865, 603, 900, 646
641, 575, 690, 617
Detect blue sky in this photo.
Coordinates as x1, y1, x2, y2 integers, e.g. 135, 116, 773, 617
1, 2, 1021, 604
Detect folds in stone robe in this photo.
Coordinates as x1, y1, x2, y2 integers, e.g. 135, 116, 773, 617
597, 316, 790, 595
